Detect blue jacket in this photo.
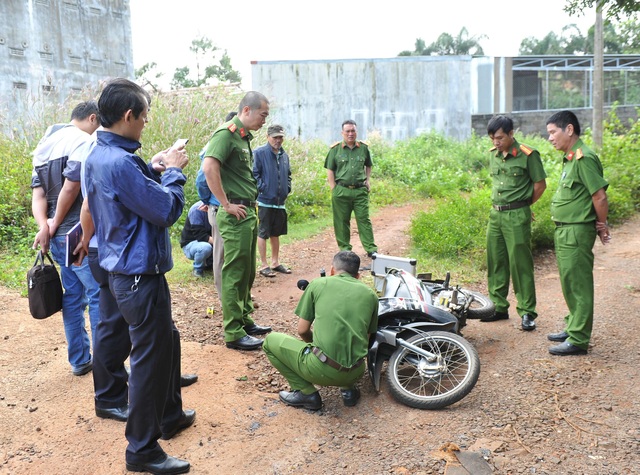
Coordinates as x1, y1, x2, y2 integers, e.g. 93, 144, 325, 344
85, 131, 187, 275
253, 144, 291, 206
195, 147, 220, 207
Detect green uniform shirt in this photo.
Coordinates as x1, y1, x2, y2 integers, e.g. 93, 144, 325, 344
551, 139, 608, 224
324, 141, 372, 186
295, 273, 378, 367
204, 116, 257, 201
490, 140, 547, 205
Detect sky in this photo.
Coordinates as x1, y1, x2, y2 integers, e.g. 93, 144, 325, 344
129, 0, 597, 90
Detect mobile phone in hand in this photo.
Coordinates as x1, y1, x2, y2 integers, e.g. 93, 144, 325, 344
173, 138, 189, 149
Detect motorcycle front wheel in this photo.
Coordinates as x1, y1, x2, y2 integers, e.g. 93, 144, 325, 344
386, 331, 480, 409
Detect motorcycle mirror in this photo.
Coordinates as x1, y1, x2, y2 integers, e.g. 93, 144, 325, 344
297, 279, 309, 291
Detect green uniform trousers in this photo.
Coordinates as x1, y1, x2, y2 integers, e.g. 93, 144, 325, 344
217, 207, 256, 342
486, 207, 537, 317
555, 223, 597, 350
331, 185, 377, 253
263, 332, 365, 395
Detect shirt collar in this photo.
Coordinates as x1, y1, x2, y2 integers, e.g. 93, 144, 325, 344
341, 141, 360, 149
97, 130, 141, 153
565, 138, 584, 161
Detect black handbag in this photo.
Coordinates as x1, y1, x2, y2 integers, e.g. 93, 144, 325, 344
27, 250, 63, 319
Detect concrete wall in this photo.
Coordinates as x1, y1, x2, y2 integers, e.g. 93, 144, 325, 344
472, 106, 639, 138
252, 56, 473, 144
0, 0, 133, 132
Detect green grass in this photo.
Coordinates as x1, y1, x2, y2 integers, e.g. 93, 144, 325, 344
1, 89, 639, 291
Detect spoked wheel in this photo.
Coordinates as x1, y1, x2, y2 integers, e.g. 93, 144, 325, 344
386, 331, 480, 409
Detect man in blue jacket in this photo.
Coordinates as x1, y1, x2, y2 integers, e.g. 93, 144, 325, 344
253, 124, 292, 277
180, 200, 213, 278
85, 78, 194, 475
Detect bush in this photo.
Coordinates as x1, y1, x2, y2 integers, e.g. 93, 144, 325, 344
1, 89, 638, 289
410, 190, 490, 259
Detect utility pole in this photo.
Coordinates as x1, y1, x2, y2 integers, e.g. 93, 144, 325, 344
593, 4, 604, 149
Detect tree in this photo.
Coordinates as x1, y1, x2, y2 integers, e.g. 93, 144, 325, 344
564, 1, 640, 148
565, 0, 640, 19
609, 16, 640, 52
519, 18, 640, 55
398, 28, 486, 56
171, 36, 242, 90
135, 62, 164, 92
170, 66, 197, 90
519, 31, 565, 55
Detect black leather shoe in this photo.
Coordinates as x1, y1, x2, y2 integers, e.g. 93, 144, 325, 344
126, 454, 190, 474
480, 311, 509, 322
161, 409, 196, 440
547, 331, 569, 342
243, 323, 272, 336
279, 390, 322, 411
95, 405, 128, 422
226, 335, 264, 351
180, 374, 198, 387
341, 388, 361, 407
549, 341, 588, 356
521, 314, 536, 331
366, 251, 376, 258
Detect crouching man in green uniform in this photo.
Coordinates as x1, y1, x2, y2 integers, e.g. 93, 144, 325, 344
263, 251, 378, 410
546, 111, 611, 356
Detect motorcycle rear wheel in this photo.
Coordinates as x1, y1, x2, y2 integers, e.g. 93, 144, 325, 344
386, 331, 480, 409
461, 289, 495, 320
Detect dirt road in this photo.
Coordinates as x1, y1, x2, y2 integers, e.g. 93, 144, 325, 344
1, 204, 639, 474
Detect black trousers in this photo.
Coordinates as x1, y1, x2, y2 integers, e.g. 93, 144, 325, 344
105, 271, 183, 463
89, 248, 130, 409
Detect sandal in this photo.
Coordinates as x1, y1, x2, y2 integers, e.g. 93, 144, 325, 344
259, 267, 276, 278
272, 264, 292, 274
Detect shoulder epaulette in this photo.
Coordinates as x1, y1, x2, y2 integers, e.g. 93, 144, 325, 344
489, 146, 497, 152
330, 141, 342, 148
519, 144, 534, 156
227, 123, 237, 133
575, 148, 584, 160
358, 140, 369, 147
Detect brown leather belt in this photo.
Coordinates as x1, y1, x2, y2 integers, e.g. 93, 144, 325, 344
311, 347, 364, 372
229, 199, 256, 207
554, 221, 592, 227
492, 200, 530, 212
336, 182, 365, 189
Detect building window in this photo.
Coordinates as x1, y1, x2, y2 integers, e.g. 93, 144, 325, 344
39, 52, 53, 60
9, 48, 24, 57
13, 82, 28, 90
42, 85, 56, 93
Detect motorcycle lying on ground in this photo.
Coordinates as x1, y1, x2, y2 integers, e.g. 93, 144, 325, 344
299, 255, 494, 410
370, 261, 493, 409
